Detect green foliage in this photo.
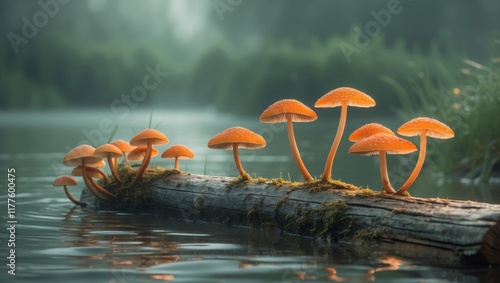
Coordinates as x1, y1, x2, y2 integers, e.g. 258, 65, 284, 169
184, 34, 449, 115
393, 43, 500, 179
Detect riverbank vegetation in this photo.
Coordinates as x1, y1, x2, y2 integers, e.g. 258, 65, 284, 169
393, 41, 500, 180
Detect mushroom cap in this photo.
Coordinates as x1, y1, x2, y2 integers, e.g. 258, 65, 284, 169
348, 133, 417, 156
89, 160, 106, 167
208, 126, 266, 150
315, 87, 376, 108
53, 175, 78, 186
130, 128, 168, 147
110, 139, 135, 153
161, 144, 195, 159
128, 146, 159, 161
71, 166, 105, 179
63, 144, 102, 166
349, 123, 395, 142
94, 144, 123, 159
259, 99, 318, 123
397, 117, 455, 139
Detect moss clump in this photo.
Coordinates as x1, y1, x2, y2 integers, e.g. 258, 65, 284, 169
97, 166, 180, 211
345, 188, 379, 197
311, 199, 349, 237
353, 228, 384, 242
226, 175, 252, 187
194, 195, 205, 210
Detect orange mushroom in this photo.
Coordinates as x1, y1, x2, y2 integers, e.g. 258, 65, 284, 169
130, 129, 168, 180
63, 145, 114, 200
53, 175, 86, 207
396, 117, 454, 195
71, 165, 109, 184
315, 87, 376, 181
208, 126, 266, 179
128, 146, 159, 163
161, 144, 195, 171
348, 123, 395, 142
349, 123, 396, 192
110, 139, 135, 169
94, 143, 123, 183
348, 133, 417, 193
260, 99, 317, 181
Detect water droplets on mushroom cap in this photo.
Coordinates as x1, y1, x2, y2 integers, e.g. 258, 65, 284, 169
315, 87, 376, 108
208, 126, 266, 150
349, 123, 395, 142
398, 117, 455, 139
94, 143, 123, 159
130, 128, 169, 147
63, 144, 102, 166
161, 144, 195, 159
348, 133, 417, 156
260, 99, 317, 123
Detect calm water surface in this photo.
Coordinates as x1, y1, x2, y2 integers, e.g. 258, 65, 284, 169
0, 110, 499, 282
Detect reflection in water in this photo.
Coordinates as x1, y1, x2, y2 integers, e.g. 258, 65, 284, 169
2, 110, 499, 282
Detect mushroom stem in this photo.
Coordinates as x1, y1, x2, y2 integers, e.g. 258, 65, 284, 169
397, 132, 427, 195
174, 157, 180, 171
232, 143, 251, 180
107, 156, 122, 183
87, 173, 115, 198
81, 161, 107, 201
63, 185, 86, 206
92, 167, 110, 184
123, 153, 131, 169
286, 114, 313, 181
136, 140, 153, 181
322, 102, 348, 181
379, 151, 396, 194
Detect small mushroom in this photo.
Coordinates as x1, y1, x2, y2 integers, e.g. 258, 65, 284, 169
260, 99, 317, 181
94, 144, 123, 183
208, 126, 266, 180
110, 139, 135, 169
161, 144, 195, 171
396, 117, 454, 195
71, 165, 109, 184
348, 133, 417, 193
349, 123, 395, 142
349, 123, 396, 193
130, 129, 168, 180
315, 87, 376, 181
63, 145, 114, 200
128, 146, 159, 163
53, 175, 86, 207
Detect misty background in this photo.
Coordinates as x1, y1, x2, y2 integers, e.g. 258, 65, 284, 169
1, 0, 498, 116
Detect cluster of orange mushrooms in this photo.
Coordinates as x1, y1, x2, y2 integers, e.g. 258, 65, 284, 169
53, 87, 454, 207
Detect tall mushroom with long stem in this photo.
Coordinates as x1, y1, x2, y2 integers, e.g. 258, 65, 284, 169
63, 145, 114, 200
208, 126, 266, 180
53, 175, 86, 207
130, 129, 168, 180
94, 144, 123, 183
349, 123, 397, 193
348, 133, 417, 193
396, 117, 454, 195
315, 87, 376, 181
260, 99, 317, 181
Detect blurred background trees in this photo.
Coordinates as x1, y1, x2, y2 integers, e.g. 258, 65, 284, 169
1, 0, 498, 115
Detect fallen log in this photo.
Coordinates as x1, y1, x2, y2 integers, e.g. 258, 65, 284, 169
80, 169, 500, 265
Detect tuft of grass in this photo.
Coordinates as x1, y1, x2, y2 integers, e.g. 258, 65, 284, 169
391, 45, 500, 181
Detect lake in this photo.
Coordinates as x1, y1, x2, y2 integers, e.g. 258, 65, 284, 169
0, 109, 498, 282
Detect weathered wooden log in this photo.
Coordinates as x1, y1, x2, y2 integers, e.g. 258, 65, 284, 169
81, 170, 500, 265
